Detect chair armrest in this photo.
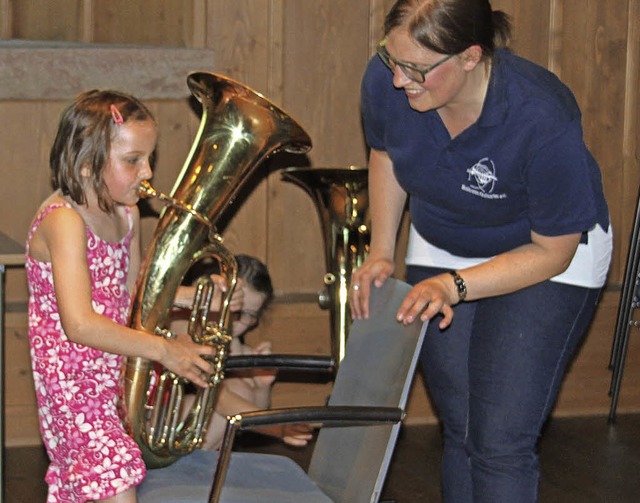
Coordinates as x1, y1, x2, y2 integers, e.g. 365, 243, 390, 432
231, 405, 404, 429
224, 354, 336, 377
208, 405, 405, 503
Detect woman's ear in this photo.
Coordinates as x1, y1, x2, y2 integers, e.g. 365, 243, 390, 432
462, 45, 484, 70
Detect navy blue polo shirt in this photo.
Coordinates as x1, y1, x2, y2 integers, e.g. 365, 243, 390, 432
361, 48, 609, 258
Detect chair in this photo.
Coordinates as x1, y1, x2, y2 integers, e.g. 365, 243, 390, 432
609, 187, 640, 423
138, 277, 427, 503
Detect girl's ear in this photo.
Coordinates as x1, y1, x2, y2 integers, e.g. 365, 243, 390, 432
80, 164, 91, 178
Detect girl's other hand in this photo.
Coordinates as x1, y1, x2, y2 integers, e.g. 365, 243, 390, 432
248, 341, 277, 387
159, 333, 216, 388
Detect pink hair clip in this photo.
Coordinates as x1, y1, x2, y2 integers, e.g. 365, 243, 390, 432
110, 104, 124, 125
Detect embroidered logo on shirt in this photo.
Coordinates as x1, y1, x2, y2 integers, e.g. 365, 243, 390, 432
462, 157, 507, 200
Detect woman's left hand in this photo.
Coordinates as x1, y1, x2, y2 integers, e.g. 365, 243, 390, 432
397, 273, 457, 329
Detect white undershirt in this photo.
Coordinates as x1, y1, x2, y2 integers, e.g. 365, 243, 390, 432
405, 223, 612, 289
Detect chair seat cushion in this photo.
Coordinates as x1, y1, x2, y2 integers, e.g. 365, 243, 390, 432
137, 450, 333, 503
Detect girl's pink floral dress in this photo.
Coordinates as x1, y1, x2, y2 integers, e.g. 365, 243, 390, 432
26, 203, 146, 502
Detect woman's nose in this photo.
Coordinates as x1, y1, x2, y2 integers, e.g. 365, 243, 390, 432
392, 66, 412, 87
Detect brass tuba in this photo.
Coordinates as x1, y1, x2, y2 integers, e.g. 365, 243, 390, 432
281, 166, 369, 366
125, 72, 312, 468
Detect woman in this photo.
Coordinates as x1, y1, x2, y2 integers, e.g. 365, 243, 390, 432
349, 1, 612, 502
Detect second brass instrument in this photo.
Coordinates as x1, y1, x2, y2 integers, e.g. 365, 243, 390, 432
282, 166, 370, 365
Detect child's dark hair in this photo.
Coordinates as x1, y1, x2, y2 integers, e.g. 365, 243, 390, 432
49, 89, 156, 213
235, 254, 274, 304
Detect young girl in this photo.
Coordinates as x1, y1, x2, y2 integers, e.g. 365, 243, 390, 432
172, 254, 313, 450
26, 90, 217, 503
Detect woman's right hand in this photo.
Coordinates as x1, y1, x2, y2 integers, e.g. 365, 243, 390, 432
349, 256, 395, 320
159, 334, 217, 388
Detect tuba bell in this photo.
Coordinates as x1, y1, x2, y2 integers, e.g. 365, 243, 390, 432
125, 72, 311, 468
281, 166, 369, 366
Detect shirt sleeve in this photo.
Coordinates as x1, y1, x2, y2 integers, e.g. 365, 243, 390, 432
361, 56, 390, 151
525, 118, 601, 236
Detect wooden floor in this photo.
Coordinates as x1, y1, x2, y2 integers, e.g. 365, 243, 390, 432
5, 414, 640, 502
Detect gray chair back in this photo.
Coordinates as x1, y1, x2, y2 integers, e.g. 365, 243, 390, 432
307, 278, 427, 503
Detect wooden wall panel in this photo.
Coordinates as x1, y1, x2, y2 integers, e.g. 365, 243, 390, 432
556, 290, 640, 416
282, 1, 370, 168
4, 312, 39, 446
491, 0, 551, 66
0, 102, 62, 243
203, 0, 271, 89
9, 0, 82, 41
92, 0, 195, 46
267, 0, 373, 294
267, 172, 326, 297
200, 0, 274, 267
621, 0, 640, 292
0, 105, 53, 308
551, 0, 630, 283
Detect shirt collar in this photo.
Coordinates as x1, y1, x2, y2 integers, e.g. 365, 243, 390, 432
477, 48, 509, 128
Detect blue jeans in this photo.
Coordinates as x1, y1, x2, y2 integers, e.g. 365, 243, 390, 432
406, 266, 602, 503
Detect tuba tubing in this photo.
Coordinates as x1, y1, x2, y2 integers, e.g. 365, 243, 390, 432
125, 72, 311, 468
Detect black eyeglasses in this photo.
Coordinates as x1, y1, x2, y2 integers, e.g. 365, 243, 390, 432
377, 39, 454, 83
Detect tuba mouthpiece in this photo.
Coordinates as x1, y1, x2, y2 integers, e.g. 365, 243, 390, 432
137, 180, 157, 199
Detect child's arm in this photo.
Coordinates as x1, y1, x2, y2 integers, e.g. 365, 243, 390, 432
238, 341, 277, 402
40, 206, 215, 387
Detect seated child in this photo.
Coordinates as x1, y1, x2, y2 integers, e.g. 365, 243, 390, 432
172, 254, 313, 449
